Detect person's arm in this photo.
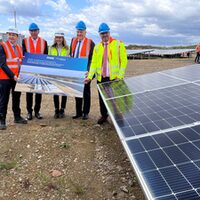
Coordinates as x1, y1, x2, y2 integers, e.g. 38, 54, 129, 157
87, 45, 97, 81
44, 41, 48, 54
87, 40, 95, 71
117, 41, 128, 79
0, 44, 15, 79
69, 38, 73, 57
22, 39, 27, 56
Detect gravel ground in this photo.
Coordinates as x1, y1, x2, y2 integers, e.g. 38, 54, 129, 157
0, 56, 195, 200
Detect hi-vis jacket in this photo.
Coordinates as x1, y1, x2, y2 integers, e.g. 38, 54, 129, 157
24, 36, 46, 54
0, 41, 22, 79
48, 46, 69, 56
87, 37, 127, 82
70, 37, 92, 58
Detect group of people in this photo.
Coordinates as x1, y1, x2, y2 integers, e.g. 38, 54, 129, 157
0, 20, 128, 130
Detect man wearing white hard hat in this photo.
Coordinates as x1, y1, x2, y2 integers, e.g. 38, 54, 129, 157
22, 23, 48, 120
0, 28, 27, 130
48, 32, 69, 118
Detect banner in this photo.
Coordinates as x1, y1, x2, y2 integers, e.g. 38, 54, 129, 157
15, 53, 88, 97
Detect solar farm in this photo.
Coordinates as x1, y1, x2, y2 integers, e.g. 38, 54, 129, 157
0, 57, 198, 199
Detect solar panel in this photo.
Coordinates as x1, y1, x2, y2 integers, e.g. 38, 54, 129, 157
127, 49, 154, 55
150, 49, 195, 56
97, 64, 200, 200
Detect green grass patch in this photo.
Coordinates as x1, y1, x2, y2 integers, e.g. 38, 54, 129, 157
0, 162, 17, 170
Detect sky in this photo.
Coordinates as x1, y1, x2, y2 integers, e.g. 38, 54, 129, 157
0, 0, 200, 46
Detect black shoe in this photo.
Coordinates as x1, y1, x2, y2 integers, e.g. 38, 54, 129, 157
59, 108, 65, 118
54, 113, 59, 119
14, 116, 27, 124
82, 113, 89, 120
0, 119, 6, 130
97, 116, 108, 124
27, 113, 33, 120
35, 112, 43, 119
72, 114, 82, 119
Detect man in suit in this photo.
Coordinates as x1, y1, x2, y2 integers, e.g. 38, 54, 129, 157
0, 28, 27, 130
70, 21, 95, 120
22, 23, 48, 120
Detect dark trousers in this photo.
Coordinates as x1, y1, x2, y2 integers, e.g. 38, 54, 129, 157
195, 52, 200, 63
75, 81, 91, 115
26, 93, 42, 114
54, 95, 67, 110
0, 80, 21, 119
97, 77, 111, 118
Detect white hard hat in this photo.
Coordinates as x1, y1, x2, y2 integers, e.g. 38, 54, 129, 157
54, 32, 65, 37
7, 27, 19, 35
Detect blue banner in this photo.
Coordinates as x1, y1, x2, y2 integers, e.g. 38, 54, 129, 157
15, 53, 88, 97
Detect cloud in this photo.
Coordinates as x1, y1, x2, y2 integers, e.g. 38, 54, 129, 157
0, 0, 199, 45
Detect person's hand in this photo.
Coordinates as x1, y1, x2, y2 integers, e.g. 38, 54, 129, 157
84, 77, 91, 84
14, 75, 18, 81
85, 71, 88, 77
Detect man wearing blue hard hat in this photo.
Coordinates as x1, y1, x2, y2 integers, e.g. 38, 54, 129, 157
70, 20, 95, 120
22, 23, 48, 120
85, 23, 128, 124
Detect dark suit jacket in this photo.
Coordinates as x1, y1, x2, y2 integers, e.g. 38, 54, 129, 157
0, 44, 15, 79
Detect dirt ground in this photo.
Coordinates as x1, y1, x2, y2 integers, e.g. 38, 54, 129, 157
0, 56, 196, 200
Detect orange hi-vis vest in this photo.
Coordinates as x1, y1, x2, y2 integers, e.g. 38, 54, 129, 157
24, 36, 46, 54
196, 44, 200, 53
71, 37, 91, 58
0, 41, 23, 79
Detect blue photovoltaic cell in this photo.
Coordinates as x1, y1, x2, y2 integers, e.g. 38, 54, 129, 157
179, 128, 200, 141
178, 143, 200, 160
160, 166, 192, 193
143, 170, 171, 197
148, 149, 173, 168
163, 146, 190, 164
140, 137, 159, 151
166, 131, 188, 144
126, 139, 145, 154
134, 152, 156, 171
177, 163, 200, 188
153, 134, 174, 147
176, 190, 200, 200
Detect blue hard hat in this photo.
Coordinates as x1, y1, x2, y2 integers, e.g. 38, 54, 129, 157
98, 23, 110, 34
75, 21, 86, 30
29, 23, 39, 31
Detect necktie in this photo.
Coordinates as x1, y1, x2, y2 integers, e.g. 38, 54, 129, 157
102, 43, 108, 78
13, 45, 18, 57
75, 41, 81, 58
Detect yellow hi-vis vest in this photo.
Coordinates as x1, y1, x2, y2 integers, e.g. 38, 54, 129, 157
87, 38, 127, 82
48, 46, 69, 56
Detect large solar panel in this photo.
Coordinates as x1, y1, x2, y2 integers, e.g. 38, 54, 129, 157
97, 64, 200, 200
